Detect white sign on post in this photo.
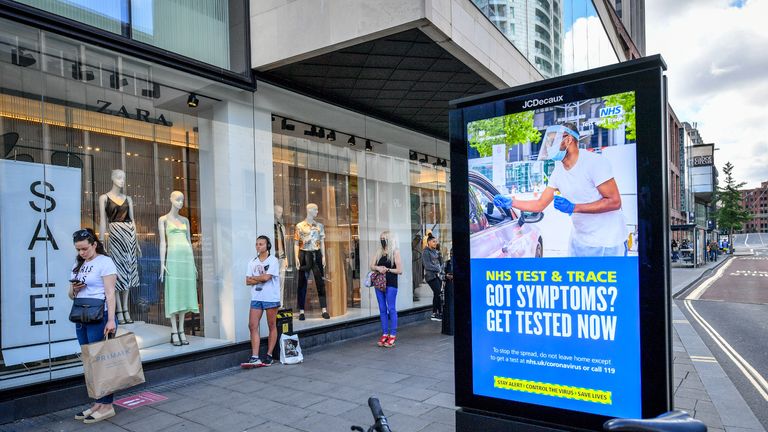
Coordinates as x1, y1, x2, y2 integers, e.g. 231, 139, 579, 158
0, 160, 82, 365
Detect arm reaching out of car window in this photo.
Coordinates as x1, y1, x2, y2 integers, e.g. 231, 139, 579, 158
494, 187, 555, 213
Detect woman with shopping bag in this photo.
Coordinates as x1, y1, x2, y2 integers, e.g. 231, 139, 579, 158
69, 228, 119, 424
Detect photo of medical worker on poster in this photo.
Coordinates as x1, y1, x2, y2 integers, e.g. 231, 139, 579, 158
467, 91, 642, 418
467, 91, 638, 259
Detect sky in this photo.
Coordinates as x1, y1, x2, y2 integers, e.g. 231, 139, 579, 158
645, 0, 768, 188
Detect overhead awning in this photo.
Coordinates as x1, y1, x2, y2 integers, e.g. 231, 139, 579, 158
258, 29, 498, 140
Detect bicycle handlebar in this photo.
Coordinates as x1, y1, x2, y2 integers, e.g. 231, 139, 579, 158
367, 397, 392, 432
604, 410, 707, 432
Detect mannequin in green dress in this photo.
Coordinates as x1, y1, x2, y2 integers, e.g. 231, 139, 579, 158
158, 191, 199, 346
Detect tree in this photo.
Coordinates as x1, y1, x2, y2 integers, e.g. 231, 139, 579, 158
468, 112, 541, 157
597, 91, 636, 141
715, 162, 752, 253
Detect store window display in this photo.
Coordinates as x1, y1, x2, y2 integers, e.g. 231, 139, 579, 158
158, 191, 199, 346
0, 18, 258, 390
271, 115, 452, 332
98, 169, 140, 325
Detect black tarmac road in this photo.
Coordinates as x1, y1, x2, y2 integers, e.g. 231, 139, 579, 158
678, 244, 768, 429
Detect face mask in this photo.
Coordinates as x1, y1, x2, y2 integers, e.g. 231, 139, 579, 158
380, 239, 387, 248
550, 146, 567, 161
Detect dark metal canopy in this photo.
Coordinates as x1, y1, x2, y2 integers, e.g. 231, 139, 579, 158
259, 28, 498, 140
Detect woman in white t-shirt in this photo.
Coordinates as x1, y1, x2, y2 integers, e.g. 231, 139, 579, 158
241, 235, 281, 368
69, 228, 118, 424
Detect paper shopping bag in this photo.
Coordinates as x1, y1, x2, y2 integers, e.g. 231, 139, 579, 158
81, 332, 145, 399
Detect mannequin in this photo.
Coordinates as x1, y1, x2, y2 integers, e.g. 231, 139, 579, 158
98, 169, 140, 324
158, 191, 199, 346
274, 205, 288, 307
294, 203, 330, 320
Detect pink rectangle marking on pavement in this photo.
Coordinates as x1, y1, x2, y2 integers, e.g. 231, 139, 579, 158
114, 391, 168, 409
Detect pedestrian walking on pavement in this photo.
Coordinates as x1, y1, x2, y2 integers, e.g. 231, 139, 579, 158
371, 231, 403, 348
709, 240, 718, 262
423, 234, 443, 321
671, 239, 679, 262
69, 228, 119, 424
242, 235, 280, 368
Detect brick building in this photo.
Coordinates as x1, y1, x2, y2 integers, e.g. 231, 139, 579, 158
739, 181, 768, 233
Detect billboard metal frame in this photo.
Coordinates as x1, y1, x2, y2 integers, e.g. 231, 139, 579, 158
449, 55, 670, 431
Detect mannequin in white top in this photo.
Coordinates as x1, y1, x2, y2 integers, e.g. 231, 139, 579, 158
98, 169, 141, 325
293, 203, 329, 320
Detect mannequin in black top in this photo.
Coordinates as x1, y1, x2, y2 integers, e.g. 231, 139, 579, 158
98, 169, 141, 324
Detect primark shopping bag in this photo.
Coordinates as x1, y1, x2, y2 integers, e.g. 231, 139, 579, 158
81, 332, 146, 399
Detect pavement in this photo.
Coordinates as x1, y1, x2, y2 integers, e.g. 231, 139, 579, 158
3, 256, 764, 432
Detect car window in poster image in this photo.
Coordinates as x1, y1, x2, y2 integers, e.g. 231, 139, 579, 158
467, 91, 638, 259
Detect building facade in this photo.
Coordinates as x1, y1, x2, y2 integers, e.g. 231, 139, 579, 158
672, 122, 718, 264
667, 107, 685, 232
0, 0, 638, 421
610, 0, 645, 54
472, 0, 565, 77
739, 181, 768, 234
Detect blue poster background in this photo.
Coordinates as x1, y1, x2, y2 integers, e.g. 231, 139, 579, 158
471, 256, 641, 418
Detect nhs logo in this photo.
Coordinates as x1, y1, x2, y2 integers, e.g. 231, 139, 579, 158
599, 106, 623, 117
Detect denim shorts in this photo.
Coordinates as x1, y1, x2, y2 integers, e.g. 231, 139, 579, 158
251, 300, 280, 310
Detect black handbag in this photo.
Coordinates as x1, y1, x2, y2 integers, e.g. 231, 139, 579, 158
69, 298, 105, 323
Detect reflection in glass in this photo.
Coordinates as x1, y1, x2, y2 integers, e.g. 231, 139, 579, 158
11, 0, 245, 72
131, 0, 231, 69
472, 0, 618, 78
14, 0, 128, 35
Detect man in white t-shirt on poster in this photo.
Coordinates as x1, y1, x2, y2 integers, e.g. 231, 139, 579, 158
494, 122, 627, 257
241, 235, 281, 368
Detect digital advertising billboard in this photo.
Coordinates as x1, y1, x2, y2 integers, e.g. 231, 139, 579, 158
449, 56, 670, 431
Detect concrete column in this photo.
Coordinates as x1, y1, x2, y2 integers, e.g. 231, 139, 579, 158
198, 99, 270, 342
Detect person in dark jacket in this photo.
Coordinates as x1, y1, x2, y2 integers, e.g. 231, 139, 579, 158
423, 234, 443, 321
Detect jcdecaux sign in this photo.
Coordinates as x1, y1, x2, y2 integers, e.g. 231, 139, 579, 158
449, 56, 671, 431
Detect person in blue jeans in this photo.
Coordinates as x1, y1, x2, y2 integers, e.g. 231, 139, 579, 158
370, 231, 403, 348
70, 228, 118, 424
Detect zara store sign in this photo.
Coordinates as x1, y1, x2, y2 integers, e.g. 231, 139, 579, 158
0, 160, 82, 365
95, 99, 173, 127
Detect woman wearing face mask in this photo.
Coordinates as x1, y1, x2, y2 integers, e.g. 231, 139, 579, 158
69, 228, 118, 424
370, 231, 403, 348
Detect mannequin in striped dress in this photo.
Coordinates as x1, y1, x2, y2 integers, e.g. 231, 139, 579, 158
99, 169, 141, 324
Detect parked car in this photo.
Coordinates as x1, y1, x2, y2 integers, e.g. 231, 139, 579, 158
469, 170, 544, 258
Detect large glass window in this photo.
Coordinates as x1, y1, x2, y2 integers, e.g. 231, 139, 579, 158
271, 117, 451, 330
11, 0, 248, 73
0, 17, 253, 390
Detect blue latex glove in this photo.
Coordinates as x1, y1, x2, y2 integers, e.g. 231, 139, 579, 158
493, 194, 513, 209
554, 196, 575, 215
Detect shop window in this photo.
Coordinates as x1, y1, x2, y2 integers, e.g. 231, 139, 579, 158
272, 116, 451, 330
0, 18, 251, 390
